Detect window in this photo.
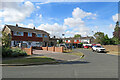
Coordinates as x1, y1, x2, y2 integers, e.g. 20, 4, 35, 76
28, 33, 32, 37
37, 34, 42, 37
44, 35, 47, 38
79, 39, 81, 42
68, 40, 70, 42
14, 31, 23, 36
74, 40, 77, 42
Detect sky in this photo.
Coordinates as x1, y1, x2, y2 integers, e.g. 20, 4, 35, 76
0, 1, 119, 38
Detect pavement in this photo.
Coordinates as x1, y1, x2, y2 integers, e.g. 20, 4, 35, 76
2, 49, 118, 78
33, 50, 82, 61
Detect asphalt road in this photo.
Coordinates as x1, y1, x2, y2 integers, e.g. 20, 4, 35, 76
2, 49, 118, 78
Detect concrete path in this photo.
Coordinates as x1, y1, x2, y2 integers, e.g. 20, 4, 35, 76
33, 50, 81, 61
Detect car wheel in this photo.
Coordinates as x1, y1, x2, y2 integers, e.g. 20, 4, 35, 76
96, 49, 99, 53
92, 49, 94, 52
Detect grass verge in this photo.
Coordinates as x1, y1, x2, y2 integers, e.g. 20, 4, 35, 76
68, 52, 84, 56
2, 56, 56, 64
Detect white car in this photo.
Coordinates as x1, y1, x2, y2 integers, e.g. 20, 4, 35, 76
92, 45, 105, 52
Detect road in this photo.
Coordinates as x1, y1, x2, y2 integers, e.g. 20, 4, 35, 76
2, 49, 118, 78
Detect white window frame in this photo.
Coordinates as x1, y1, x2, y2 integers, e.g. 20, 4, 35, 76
28, 32, 32, 37
37, 34, 42, 37
44, 34, 47, 38
68, 40, 70, 42
74, 40, 77, 42
14, 31, 23, 36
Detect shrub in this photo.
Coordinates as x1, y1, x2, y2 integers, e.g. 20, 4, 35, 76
2, 47, 12, 57
2, 47, 27, 57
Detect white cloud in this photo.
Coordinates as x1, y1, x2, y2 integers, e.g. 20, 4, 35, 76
39, 14, 42, 19
64, 18, 84, 27
36, 6, 40, 9
0, 20, 4, 31
0, 1, 34, 23
72, 7, 96, 19
112, 13, 118, 22
64, 7, 96, 36
36, 1, 50, 5
18, 23, 35, 29
109, 24, 114, 29
37, 23, 67, 37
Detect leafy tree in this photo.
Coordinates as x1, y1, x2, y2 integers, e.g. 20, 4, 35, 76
2, 32, 11, 48
94, 32, 104, 44
112, 21, 120, 44
74, 34, 81, 38
94, 32, 113, 45
113, 21, 120, 39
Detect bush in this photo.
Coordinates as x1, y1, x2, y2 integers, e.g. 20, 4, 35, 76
2, 47, 12, 57
2, 47, 27, 57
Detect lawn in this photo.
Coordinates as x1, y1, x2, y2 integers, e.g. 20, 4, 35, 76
68, 52, 84, 56
2, 56, 57, 64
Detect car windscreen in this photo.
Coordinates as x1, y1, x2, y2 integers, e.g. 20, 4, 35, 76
95, 46, 102, 48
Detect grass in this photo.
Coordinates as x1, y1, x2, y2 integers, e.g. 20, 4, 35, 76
2, 56, 56, 64
68, 52, 84, 56
63, 49, 72, 53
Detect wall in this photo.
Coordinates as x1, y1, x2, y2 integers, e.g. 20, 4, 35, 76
42, 47, 48, 50
55, 47, 63, 53
48, 47, 55, 52
11, 31, 43, 42
41, 46, 63, 53
22, 47, 32, 55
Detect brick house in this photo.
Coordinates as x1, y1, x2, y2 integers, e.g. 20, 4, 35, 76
62, 37, 94, 47
63, 37, 94, 44
2, 24, 54, 48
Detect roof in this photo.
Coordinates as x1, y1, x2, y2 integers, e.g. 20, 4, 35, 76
3, 24, 49, 35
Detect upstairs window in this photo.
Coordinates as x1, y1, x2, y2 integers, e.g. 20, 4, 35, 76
74, 40, 77, 42
44, 34, 47, 38
14, 31, 23, 36
68, 40, 70, 42
37, 34, 42, 37
28, 33, 32, 37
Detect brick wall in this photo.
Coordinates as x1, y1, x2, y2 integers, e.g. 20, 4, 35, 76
48, 47, 55, 52
102, 45, 119, 52
22, 47, 32, 55
11, 31, 43, 42
42, 47, 48, 51
41, 46, 63, 53
55, 47, 63, 52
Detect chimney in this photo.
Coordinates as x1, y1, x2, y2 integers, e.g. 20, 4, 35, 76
16, 24, 18, 27
33, 27, 35, 29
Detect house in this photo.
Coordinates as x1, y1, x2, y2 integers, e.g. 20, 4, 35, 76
62, 37, 94, 48
2, 24, 55, 48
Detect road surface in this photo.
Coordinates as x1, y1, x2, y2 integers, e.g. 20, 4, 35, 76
2, 49, 118, 78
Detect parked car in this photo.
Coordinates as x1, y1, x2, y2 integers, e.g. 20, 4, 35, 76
92, 45, 105, 52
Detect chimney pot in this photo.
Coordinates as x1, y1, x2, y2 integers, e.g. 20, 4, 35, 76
16, 24, 18, 27
33, 27, 35, 29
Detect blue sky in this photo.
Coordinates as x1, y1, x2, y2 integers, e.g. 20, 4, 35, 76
0, 1, 118, 38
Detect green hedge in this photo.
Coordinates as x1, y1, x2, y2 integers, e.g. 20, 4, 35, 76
2, 47, 27, 57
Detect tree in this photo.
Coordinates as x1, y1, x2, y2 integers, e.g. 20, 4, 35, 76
2, 32, 11, 48
74, 34, 81, 38
94, 32, 104, 44
113, 21, 120, 39
112, 21, 120, 44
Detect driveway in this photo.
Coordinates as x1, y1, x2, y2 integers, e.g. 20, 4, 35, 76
33, 50, 81, 61
2, 49, 118, 78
